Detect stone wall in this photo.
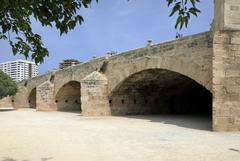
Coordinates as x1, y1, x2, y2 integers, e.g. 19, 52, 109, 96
12, 86, 29, 108
213, 31, 240, 131
214, 0, 240, 31
53, 60, 105, 95
0, 97, 13, 107
37, 81, 56, 111
105, 32, 213, 94
11, 72, 53, 109
81, 71, 110, 116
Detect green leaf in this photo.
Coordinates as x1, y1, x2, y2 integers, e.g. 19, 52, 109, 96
169, 3, 181, 17
175, 16, 182, 29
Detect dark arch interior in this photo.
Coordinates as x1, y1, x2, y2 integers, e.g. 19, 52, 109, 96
28, 88, 36, 109
109, 69, 212, 117
55, 81, 81, 112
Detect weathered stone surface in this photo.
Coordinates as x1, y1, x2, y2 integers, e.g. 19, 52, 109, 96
214, 0, 240, 31
37, 81, 56, 111
12, 86, 29, 108
109, 69, 212, 116
0, 96, 13, 107
55, 81, 81, 111
81, 71, 110, 116
213, 31, 240, 131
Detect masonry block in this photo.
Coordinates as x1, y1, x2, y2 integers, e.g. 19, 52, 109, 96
13, 86, 29, 108
214, 0, 240, 31
36, 81, 56, 111
213, 31, 240, 131
0, 96, 13, 108
81, 71, 110, 116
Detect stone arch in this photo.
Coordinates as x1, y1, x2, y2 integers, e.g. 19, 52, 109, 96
55, 81, 81, 111
107, 57, 212, 95
28, 88, 37, 109
109, 68, 212, 116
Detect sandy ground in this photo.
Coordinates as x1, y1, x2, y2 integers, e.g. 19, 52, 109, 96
0, 108, 240, 161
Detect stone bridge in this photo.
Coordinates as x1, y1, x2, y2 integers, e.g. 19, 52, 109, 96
1, 0, 240, 131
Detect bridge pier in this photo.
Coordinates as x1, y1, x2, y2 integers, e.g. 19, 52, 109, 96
213, 31, 240, 131
13, 86, 29, 108
81, 71, 111, 116
213, 0, 240, 131
36, 81, 56, 111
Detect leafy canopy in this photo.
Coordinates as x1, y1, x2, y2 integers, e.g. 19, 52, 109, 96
167, 0, 201, 29
0, 70, 18, 99
0, 0, 200, 64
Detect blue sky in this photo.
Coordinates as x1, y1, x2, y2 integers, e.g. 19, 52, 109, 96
0, 0, 214, 74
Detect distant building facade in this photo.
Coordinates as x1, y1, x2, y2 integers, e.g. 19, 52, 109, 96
59, 59, 81, 69
0, 60, 38, 82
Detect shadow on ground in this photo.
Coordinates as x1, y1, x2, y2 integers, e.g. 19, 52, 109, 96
1, 157, 53, 161
58, 110, 82, 114
0, 108, 16, 112
123, 115, 212, 131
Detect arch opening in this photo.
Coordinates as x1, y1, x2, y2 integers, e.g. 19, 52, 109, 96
28, 88, 36, 109
109, 69, 212, 128
55, 81, 81, 112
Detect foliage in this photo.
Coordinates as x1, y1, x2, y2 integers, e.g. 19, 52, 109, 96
0, 70, 18, 99
0, 0, 200, 64
167, 0, 201, 29
0, 0, 98, 64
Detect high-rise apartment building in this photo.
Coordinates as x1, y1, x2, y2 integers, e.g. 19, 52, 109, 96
59, 59, 81, 69
0, 59, 38, 82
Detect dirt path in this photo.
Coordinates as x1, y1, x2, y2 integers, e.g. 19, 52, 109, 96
0, 109, 239, 161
